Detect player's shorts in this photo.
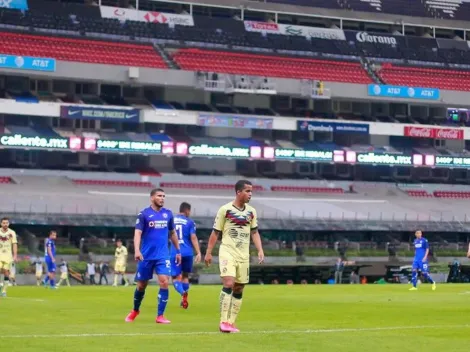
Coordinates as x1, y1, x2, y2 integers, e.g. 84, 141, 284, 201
36, 271, 43, 278
46, 260, 56, 273
135, 259, 171, 281
412, 260, 429, 273
60, 272, 68, 280
171, 255, 193, 277
0, 259, 12, 271
114, 264, 126, 273
219, 256, 250, 284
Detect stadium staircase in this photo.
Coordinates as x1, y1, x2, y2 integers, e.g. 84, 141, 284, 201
360, 57, 385, 84
68, 267, 85, 284
155, 44, 180, 70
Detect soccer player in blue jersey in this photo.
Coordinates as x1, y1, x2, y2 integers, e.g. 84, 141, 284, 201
410, 230, 436, 291
125, 188, 182, 324
170, 202, 201, 309
44, 230, 57, 289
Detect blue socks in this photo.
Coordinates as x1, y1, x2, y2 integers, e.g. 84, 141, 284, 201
173, 280, 185, 295
158, 288, 169, 316
43, 276, 50, 284
411, 271, 418, 287
182, 282, 189, 292
50, 279, 55, 288
133, 289, 145, 311
423, 272, 435, 284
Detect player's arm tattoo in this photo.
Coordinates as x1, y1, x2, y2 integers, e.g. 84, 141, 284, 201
214, 229, 222, 240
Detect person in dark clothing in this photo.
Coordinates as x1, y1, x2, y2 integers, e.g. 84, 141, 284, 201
99, 261, 109, 285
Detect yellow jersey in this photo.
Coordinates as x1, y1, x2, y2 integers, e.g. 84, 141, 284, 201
213, 202, 258, 262
0, 228, 17, 262
115, 246, 128, 265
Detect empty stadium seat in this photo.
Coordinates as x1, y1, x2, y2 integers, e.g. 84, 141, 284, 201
271, 186, 344, 194
0, 177, 11, 184
378, 64, 470, 92
0, 32, 167, 68
406, 190, 433, 198
73, 180, 154, 187
160, 182, 265, 191
434, 190, 470, 198
172, 49, 372, 84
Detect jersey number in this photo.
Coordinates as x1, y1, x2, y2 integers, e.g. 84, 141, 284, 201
175, 225, 184, 244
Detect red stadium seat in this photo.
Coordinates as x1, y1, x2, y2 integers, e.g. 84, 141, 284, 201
378, 64, 470, 91
406, 190, 433, 198
73, 179, 154, 187
0, 32, 167, 69
433, 190, 470, 198
160, 182, 264, 191
0, 177, 11, 184
270, 186, 344, 194
172, 48, 372, 84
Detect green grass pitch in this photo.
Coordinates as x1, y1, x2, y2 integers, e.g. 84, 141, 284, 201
3, 284, 470, 352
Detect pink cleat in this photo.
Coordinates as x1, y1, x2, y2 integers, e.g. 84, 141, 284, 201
125, 310, 139, 322
229, 323, 240, 333
156, 315, 171, 324
219, 322, 239, 333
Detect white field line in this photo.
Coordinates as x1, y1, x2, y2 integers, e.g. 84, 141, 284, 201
4, 324, 469, 338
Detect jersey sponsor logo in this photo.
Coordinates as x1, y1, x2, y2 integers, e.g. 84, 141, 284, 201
148, 220, 168, 229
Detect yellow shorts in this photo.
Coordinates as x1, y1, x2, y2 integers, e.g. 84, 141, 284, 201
219, 256, 250, 284
114, 264, 126, 273
0, 259, 12, 271
60, 272, 68, 280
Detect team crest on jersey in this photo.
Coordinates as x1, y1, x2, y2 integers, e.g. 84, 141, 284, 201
225, 210, 253, 227
163, 213, 168, 219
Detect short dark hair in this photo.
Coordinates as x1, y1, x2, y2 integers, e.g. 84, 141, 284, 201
1, 217, 9, 222
150, 188, 165, 196
179, 202, 191, 212
116, 238, 122, 243
49, 230, 57, 235
235, 180, 252, 193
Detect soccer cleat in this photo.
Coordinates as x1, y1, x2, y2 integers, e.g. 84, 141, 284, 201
219, 322, 234, 333
228, 323, 240, 333
125, 310, 140, 322
181, 291, 189, 309
409, 287, 418, 291
1, 292, 6, 297
432, 283, 436, 291
156, 315, 171, 324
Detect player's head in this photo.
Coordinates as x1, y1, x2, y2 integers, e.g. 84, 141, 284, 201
1, 217, 9, 230
415, 230, 422, 239
150, 188, 165, 209
49, 230, 57, 240
116, 239, 122, 248
235, 180, 253, 204
179, 202, 191, 217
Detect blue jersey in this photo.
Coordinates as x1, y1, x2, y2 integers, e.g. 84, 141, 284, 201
414, 237, 429, 261
45, 238, 56, 261
135, 206, 175, 261
171, 214, 196, 257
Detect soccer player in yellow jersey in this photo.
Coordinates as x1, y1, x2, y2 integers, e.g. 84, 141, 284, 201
113, 239, 129, 286
0, 217, 18, 297
205, 180, 265, 333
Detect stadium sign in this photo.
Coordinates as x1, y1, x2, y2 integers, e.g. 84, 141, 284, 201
297, 120, 369, 134
356, 32, 397, 45
60, 106, 140, 123
100, 6, 194, 26
368, 84, 440, 100
0, 55, 55, 72
198, 113, 273, 130
0, 0, 28, 10
243, 21, 346, 40
0, 134, 70, 149
272, 148, 333, 161
404, 126, 463, 140
96, 139, 162, 153
356, 153, 412, 165
187, 144, 250, 158
435, 156, 470, 167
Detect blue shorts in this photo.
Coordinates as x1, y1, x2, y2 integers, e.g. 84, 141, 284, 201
171, 255, 193, 277
46, 260, 56, 273
412, 260, 429, 273
135, 259, 171, 281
